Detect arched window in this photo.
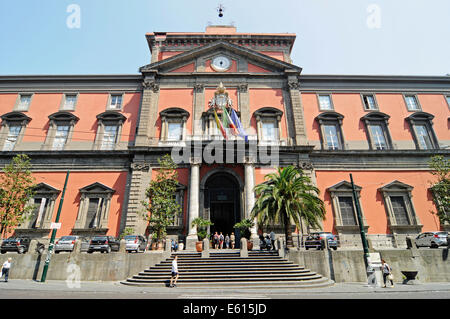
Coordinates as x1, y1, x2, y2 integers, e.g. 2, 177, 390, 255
361, 112, 393, 150
42, 111, 79, 151
0, 112, 32, 151
94, 111, 127, 150
315, 111, 345, 150
254, 107, 283, 144
406, 112, 439, 150
159, 108, 189, 143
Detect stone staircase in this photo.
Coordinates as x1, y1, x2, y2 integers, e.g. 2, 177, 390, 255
121, 250, 334, 288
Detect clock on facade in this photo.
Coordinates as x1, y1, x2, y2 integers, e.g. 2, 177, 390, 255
211, 56, 231, 72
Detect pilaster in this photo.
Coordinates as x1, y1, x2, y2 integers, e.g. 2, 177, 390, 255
135, 78, 160, 146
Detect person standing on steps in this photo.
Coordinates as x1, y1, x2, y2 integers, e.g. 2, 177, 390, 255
381, 259, 394, 288
219, 232, 224, 249
1, 258, 12, 282
225, 234, 230, 249
170, 256, 179, 288
230, 232, 235, 249
213, 232, 219, 249
270, 231, 276, 251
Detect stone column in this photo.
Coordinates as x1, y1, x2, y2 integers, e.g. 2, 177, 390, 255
245, 161, 259, 248
286, 76, 308, 146
186, 162, 200, 250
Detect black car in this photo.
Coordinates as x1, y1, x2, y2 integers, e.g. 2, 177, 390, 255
304, 232, 338, 250
87, 236, 120, 253
1, 237, 31, 254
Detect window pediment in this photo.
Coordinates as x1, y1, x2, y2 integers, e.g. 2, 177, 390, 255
1, 112, 32, 124
328, 181, 361, 192
79, 182, 115, 195
254, 107, 283, 119
316, 111, 344, 123
48, 111, 79, 123
160, 108, 190, 119
379, 180, 413, 192
33, 183, 61, 196
96, 111, 127, 123
361, 111, 390, 122
406, 111, 434, 122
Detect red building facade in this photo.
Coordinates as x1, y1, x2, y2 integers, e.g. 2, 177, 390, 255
0, 26, 449, 249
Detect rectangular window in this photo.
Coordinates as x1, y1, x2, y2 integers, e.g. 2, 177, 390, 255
52, 125, 70, 150
405, 95, 420, 111
101, 125, 118, 150
362, 94, 377, 110
167, 122, 183, 141
261, 121, 277, 141
2, 125, 22, 151
63, 94, 77, 110
85, 198, 103, 228
323, 124, 341, 150
318, 95, 333, 110
390, 196, 410, 225
30, 197, 49, 228
109, 95, 123, 109
368, 124, 388, 150
17, 94, 32, 111
338, 197, 357, 226
415, 124, 433, 149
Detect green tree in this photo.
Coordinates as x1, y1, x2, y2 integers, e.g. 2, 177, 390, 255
250, 165, 326, 246
0, 154, 36, 238
429, 155, 450, 224
142, 154, 181, 243
191, 217, 213, 241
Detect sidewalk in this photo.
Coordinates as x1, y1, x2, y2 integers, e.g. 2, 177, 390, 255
0, 279, 449, 298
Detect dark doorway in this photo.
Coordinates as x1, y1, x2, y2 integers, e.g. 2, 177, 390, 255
204, 172, 241, 246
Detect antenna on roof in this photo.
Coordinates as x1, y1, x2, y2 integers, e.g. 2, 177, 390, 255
217, 4, 225, 18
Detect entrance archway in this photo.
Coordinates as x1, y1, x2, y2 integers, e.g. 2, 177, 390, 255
202, 169, 242, 247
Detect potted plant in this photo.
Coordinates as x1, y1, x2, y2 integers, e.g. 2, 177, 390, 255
234, 219, 254, 250
191, 217, 213, 252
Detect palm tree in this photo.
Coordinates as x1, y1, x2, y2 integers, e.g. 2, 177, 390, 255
250, 165, 326, 247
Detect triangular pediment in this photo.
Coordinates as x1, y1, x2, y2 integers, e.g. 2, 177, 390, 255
379, 180, 413, 191
139, 40, 302, 74
79, 182, 115, 194
33, 182, 61, 194
328, 181, 361, 192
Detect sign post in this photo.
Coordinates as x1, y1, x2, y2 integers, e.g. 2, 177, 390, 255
41, 170, 70, 283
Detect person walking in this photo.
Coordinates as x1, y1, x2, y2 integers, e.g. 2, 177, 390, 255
225, 234, 230, 249
270, 231, 276, 250
219, 232, 224, 249
1, 258, 12, 282
381, 259, 394, 288
169, 256, 179, 288
213, 232, 219, 249
230, 232, 235, 249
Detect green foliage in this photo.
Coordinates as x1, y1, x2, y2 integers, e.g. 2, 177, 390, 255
429, 155, 450, 224
191, 217, 213, 241
142, 154, 181, 242
119, 227, 134, 239
0, 154, 36, 238
251, 165, 326, 245
233, 219, 254, 239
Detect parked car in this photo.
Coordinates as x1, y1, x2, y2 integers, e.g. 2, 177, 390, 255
55, 236, 79, 253
415, 232, 448, 248
87, 236, 120, 253
124, 235, 147, 253
1, 237, 31, 254
304, 232, 338, 250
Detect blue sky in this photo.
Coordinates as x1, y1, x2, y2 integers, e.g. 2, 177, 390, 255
0, 0, 449, 76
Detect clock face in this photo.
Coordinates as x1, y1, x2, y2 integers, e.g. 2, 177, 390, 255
211, 56, 231, 72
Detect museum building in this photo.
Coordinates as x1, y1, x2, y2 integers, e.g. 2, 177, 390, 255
0, 25, 449, 250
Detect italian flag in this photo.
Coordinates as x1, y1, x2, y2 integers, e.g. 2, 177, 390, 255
221, 106, 239, 135
213, 108, 227, 139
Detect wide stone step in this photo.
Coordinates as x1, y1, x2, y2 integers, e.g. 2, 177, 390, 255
143, 267, 309, 274
150, 264, 298, 270
134, 272, 317, 280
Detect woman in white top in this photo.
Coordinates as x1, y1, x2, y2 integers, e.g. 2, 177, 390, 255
381, 259, 394, 288
170, 256, 179, 288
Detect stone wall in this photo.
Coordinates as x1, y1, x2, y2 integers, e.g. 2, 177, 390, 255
288, 247, 450, 283
1, 251, 168, 282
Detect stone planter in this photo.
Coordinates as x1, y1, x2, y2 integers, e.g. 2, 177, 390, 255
196, 241, 203, 252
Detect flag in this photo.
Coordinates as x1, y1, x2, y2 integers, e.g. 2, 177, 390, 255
213, 108, 227, 139
222, 106, 239, 135
230, 108, 248, 142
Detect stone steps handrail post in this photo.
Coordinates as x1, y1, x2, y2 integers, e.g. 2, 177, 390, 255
240, 238, 248, 257
201, 238, 210, 258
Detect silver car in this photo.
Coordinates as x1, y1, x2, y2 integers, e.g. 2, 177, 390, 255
124, 235, 147, 253
55, 236, 79, 253
415, 232, 448, 248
